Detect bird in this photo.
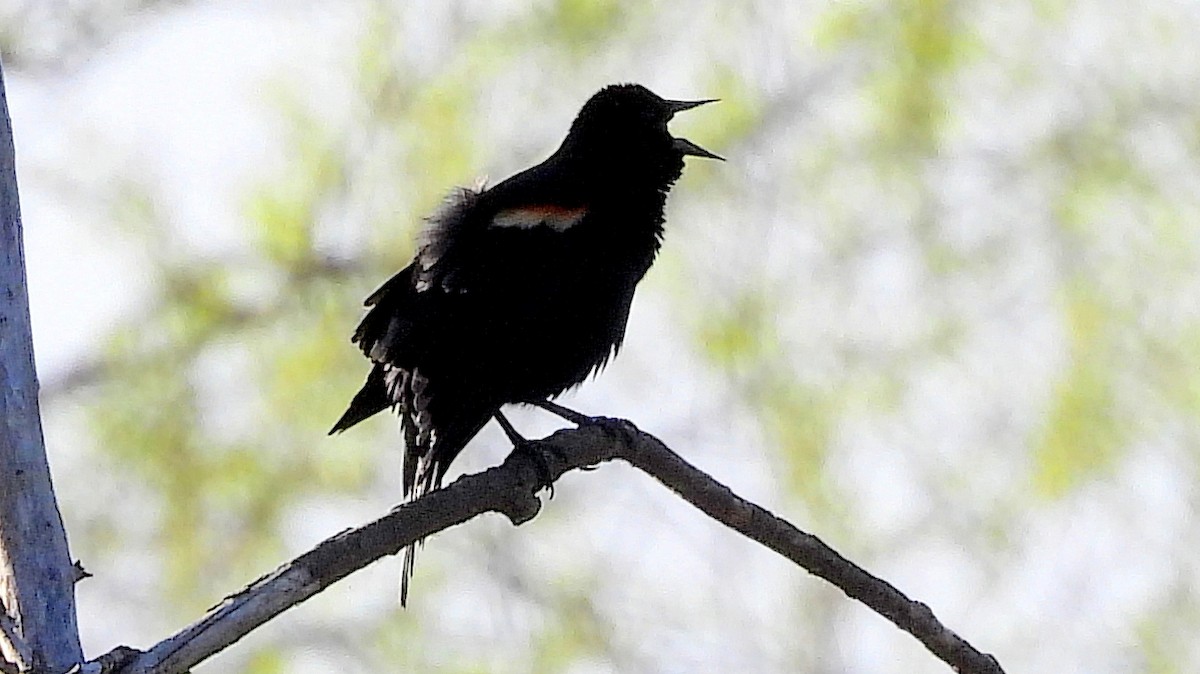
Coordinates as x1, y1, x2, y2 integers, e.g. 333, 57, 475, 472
330, 83, 720, 602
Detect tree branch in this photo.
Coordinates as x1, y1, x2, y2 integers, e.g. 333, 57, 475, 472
0, 54, 85, 673
614, 420, 1006, 674
89, 420, 1002, 674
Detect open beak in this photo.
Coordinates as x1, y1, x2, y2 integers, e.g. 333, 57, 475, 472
673, 136, 724, 161
665, 98, 722, 160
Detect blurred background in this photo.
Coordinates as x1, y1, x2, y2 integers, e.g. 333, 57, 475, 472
3, 0, 1198, 672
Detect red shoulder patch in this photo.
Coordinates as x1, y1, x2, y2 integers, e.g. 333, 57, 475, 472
492, 205, 588, 231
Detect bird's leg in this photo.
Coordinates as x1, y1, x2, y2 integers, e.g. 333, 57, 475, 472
527, 399, 592, 426
495, 410, 557, 498
527, 400, 633, 466
494, 409, 526, 445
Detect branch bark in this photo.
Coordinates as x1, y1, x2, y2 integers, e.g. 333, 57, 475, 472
0, 55, 85, 673
94, 420, 1003, 674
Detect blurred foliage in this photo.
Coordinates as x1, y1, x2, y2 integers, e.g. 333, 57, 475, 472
0, 0, 195, 73
534, 0, 628, 54
1033, 282, 1122, 496
818, 0, 980, 161
699, 292, 840, 511
16, 0, 1200, 672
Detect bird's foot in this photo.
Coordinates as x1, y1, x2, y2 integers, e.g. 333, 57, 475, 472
526, 400, 637, 468
578, 416, 640, 455
512, 438, 568, 498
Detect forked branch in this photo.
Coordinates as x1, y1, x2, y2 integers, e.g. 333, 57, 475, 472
87, 420, 1003, 674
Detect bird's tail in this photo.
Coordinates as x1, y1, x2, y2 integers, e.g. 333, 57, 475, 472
336, 365, 495, 606
329, 365, 391, 434
397, 394, 494, 607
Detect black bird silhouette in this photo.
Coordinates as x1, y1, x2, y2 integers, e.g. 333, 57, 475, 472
330, 83, 719, 602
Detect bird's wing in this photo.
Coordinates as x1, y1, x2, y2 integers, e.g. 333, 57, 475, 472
351, 264, 419, 365
412, 177, 591, 293
411, 186, 486, 294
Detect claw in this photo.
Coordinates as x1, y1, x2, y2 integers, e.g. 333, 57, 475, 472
513, 439, 562, 497
588, 416, 638, 447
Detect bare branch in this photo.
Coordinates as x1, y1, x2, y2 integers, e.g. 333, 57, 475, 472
104, 426, 612, 674
0, 54, 85, 673
614, 421, 1006, 674
89, 420, 1002, 674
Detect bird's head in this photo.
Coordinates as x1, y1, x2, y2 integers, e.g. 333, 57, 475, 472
559, 83, 721, 185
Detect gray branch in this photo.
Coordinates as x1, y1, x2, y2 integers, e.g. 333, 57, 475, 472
89, 420, 1003, 674
0, 55, 85, 674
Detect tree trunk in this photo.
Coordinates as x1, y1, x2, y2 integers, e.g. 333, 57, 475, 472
0, 54, 84, 674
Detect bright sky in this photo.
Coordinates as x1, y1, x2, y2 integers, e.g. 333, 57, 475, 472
13, 2, 360, 377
